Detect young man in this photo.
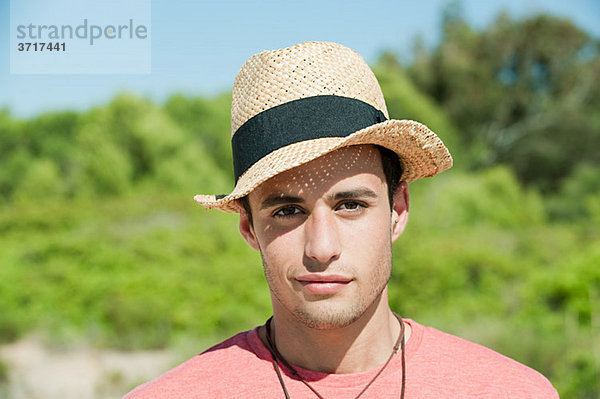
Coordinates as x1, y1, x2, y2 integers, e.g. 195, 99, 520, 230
125, 41, 558, 398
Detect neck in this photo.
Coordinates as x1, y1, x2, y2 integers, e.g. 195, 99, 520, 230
263, 289, 409, 374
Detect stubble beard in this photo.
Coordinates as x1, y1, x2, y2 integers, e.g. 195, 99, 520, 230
261, 242, 393, 330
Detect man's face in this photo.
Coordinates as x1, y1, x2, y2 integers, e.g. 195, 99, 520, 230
239, 145, 409, 329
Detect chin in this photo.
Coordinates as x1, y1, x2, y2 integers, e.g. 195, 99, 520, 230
292, 304, 366, 330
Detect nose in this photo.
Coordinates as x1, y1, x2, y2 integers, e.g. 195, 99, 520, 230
303, 208, 341, 265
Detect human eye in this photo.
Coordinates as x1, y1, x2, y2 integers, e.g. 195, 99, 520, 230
273, 205, 303, 218
336, 200, 366, 213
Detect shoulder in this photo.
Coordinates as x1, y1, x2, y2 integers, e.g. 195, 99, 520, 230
123, 328, 273, 399
406, 320, 559, 398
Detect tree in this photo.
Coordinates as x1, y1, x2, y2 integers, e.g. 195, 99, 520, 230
407, 9, 600, 191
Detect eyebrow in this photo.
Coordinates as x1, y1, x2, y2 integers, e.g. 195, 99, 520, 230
260, 195, 305, 210
259, 187, 379, 210
327, 188, 379, 202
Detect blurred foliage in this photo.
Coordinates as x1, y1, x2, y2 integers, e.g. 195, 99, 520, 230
0, 8, 599, 399
406, 4, 600, 192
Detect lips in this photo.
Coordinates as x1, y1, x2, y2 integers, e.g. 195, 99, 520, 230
295, 274, 352, 295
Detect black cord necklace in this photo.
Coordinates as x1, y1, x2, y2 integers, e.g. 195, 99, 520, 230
263, 314, 406, 399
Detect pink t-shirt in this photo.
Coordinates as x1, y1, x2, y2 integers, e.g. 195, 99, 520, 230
124, 319, 558, 398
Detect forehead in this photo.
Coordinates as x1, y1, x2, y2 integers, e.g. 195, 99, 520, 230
250, 145, 385, 200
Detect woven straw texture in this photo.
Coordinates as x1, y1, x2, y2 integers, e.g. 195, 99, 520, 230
194, 41, 453, 213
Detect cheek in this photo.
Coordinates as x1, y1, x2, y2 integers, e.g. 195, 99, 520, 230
261, 231, 303, 273
343, 211, 390, 242
342, 215, 391, 265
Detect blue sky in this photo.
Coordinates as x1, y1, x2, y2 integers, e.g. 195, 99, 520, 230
1, 0, 599, 118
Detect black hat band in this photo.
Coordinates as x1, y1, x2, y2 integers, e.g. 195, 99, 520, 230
231, 95, 387, 182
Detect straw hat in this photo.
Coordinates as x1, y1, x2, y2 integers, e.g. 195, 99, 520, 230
194, 41, 453, 213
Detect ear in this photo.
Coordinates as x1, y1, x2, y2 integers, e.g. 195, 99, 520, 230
238, 204, 260, 251
390, 181, 409, 243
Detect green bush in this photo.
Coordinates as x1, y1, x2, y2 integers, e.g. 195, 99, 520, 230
0, 80, 597, 397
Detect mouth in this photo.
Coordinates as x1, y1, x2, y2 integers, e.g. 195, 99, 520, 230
295, 274, 352, 295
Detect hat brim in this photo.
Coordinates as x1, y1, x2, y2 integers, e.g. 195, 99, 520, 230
193, 119, 452, 213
